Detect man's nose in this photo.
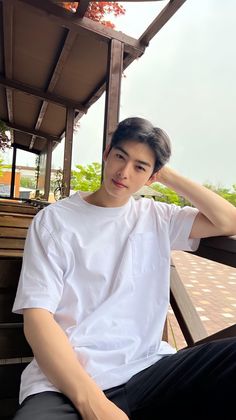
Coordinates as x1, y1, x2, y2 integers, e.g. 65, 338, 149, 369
117, 162, 131, 179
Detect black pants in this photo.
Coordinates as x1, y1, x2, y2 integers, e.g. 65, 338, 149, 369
13, 337, 236, 419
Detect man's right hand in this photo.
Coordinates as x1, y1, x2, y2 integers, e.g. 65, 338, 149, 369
77, 387, 129, 420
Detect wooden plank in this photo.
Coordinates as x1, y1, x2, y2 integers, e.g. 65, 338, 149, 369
140, 0, 187, 46
170, 261, 208, 346
30, 30, 78, 150
0, 215, 33, 228
0, 227, 28, 238
0, 250, 23, 258
0, 200, 31, 206
0, 77, 86, 113
0, 238, 25, 250
0, 205, 37, 214
0, 325, 32, 359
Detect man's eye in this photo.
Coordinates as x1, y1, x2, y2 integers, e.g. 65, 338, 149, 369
137, 166, 145, 171
116, 153, 124, 159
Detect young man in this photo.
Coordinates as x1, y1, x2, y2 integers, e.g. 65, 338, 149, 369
13, 117, 236, 420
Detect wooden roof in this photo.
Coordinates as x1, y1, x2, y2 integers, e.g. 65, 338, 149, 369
0, 0, 186, 154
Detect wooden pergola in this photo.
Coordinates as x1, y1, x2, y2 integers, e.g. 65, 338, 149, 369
0, 0, 187, 200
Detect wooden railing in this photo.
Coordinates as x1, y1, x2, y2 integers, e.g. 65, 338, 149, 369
170, 235, 236, 347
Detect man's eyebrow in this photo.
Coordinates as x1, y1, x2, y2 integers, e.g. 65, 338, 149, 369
114, 145, 153, 168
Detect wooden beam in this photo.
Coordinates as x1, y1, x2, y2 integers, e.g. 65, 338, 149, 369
103, 39, 123, 150
30, 29, 78, 149
2, 0, 14, 132
2, 120, 60, 143
139, 0, 187, 46
12, 143, 40, 155
19, 0, 145, 57
63, 108, 74, 197
74, 0, 90, 18
0, 75, 87, 113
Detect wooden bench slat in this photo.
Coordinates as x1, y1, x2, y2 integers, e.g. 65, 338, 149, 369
0, 227, 28, 239
0, 205, 37, 215
0, 238, 25, 250
0, 212, 34, 218
0, 250, 23, 257
0, 216, 32, 228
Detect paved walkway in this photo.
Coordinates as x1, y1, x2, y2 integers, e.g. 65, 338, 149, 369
167, 250, 236, 349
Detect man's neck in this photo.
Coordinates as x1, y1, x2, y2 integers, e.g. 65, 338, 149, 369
83, 187, 130, 208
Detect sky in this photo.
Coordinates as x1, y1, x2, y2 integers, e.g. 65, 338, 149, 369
7, 0, 236, 188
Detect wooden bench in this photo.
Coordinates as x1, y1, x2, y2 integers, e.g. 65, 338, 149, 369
0, 211, 35, 418
0, 213, 34, 258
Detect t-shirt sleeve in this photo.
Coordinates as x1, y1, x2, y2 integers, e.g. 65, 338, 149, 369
168, 204, 200, 251
12, 211, 65, 315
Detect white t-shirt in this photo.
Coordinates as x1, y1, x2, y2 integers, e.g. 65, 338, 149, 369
13, 192, 199, 403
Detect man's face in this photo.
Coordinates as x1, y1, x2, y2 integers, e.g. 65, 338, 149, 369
102, 140, 156, 204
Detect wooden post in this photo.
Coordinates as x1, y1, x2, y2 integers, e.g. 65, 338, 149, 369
10, 146, 17, 198
44, 140, 52, 201
63, 108, 74, 197
103, 39, 123, 155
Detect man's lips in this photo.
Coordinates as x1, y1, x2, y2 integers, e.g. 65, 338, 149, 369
112, 179, 127, 188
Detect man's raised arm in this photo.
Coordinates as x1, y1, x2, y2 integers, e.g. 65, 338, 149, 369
154, 166, 236, 239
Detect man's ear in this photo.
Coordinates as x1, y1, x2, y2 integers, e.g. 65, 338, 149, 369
145, 171, 159, 186
103, 144, 111, 161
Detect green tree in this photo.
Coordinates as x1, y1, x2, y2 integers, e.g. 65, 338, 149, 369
71, 162, 102, 192
151, 182, 236, 207
150, 183, 191, 207
20, 176, 36, 189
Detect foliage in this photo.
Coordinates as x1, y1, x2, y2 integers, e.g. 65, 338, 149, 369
151, 182, 236, 207
71, 162, 101, 192
203, 183, 236, 207
20, 176, 36, 189
61, 2, 125, 29
0, 154, 11, 178
0, 120, 11, 152
151, 183, 192, 207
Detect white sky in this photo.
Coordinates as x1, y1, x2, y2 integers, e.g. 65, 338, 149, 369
8, 0, 236, 188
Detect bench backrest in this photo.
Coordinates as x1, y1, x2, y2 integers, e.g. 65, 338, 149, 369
0, 211, 35, 418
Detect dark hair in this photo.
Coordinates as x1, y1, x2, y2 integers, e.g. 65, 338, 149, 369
110, 117, 171, 173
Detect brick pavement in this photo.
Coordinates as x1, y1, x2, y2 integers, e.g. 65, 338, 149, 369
167, 250, 236, 350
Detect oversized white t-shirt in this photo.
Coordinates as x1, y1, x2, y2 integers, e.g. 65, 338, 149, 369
13, 192, 199, 403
